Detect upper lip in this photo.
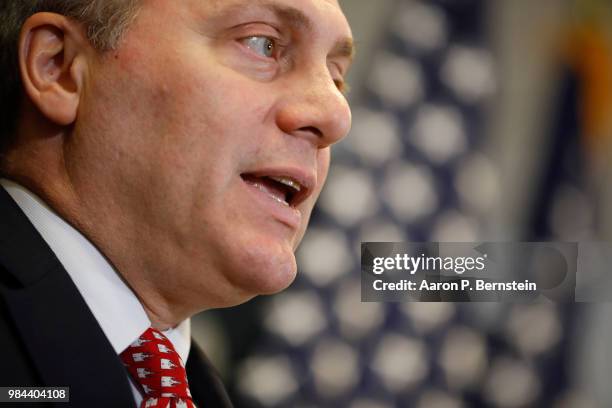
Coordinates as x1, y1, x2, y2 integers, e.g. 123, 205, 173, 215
241, 167, 316, 207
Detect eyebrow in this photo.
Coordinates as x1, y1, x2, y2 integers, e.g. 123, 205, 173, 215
263, 3, 355, 61
268, 2, 313, 30
213, 0, 355, 63
330, 38, 355, 63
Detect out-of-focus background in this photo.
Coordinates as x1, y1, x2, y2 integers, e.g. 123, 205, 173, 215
195, 0, 612, 407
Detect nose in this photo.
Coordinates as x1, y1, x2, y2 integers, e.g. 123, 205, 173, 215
275, 67, 352, 148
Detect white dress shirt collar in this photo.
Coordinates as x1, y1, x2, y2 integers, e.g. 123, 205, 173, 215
0, 179, 191, 362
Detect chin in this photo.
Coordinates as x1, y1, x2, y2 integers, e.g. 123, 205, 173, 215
226, 237, 298, 298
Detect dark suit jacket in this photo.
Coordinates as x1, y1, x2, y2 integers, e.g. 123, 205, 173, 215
0, 187, 234, 407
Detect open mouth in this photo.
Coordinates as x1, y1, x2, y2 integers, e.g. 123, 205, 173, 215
240, 174, 307, 207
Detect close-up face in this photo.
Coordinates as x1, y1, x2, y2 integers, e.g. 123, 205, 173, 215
69, 0, 353, 310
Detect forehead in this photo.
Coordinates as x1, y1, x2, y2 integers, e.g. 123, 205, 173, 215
176, 0, 352, 37
204, 0, 344, 17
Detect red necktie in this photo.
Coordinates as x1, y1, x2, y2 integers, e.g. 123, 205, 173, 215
120, 327, 197, 408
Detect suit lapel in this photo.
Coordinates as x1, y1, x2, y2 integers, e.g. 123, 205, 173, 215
187, 340, 234, 408
0, 187, 135, 407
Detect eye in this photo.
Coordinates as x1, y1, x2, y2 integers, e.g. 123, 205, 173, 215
334, 78, 350, 95
242, 36, 276, 58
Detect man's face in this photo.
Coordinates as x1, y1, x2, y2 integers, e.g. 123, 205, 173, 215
72, 0, 352, 309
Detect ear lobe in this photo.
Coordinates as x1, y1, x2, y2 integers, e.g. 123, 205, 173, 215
19, 13, 87, 127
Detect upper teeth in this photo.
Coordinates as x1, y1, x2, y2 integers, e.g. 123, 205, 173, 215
269, 176, 302, 192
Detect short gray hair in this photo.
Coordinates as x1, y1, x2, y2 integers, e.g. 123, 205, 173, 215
0, 0, 141, 155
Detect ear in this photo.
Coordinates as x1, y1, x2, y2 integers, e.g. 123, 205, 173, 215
18, 12, 90, 126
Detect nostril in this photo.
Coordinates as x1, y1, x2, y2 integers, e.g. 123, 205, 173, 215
298, 126, 323, 138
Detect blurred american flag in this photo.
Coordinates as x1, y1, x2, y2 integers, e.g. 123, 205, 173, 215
195, 0, 611, 407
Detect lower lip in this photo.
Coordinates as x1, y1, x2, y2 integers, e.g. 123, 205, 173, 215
242, 179, 302, 230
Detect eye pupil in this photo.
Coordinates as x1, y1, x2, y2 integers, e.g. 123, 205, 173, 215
263, 38, 274, 57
